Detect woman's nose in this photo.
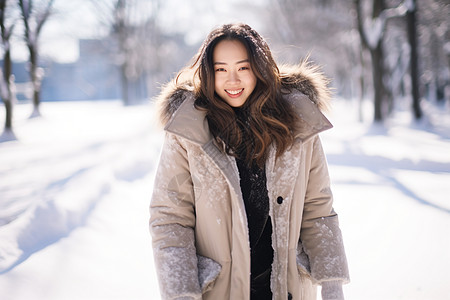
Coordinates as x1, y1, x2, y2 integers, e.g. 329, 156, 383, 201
227, 70, 240, 84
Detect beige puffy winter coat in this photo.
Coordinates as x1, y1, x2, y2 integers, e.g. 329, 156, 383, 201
150, 63, 349, 300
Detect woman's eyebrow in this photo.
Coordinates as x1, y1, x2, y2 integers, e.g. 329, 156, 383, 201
213, 59, 250, 65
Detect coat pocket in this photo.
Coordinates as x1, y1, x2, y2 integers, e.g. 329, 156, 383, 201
296, 241, 312, 277
197, 254, 222, 293
296, 242, 317, 299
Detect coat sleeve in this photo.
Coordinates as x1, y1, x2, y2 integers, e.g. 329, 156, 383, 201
300, 135, 350, 285
150, 132, 202, 300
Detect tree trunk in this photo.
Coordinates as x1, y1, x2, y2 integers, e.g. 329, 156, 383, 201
358, 44, 365, 122
120, 62, 129, 105
370, 44, 385, 122
3, 49, 13, 130
355, 0, 388, 122
115, 0, 130, 105
4, 96, 12, 128
369, 0, 386, 122
30, 89, 40, 117
407, 0, 422, 119
29, 45, 41, 118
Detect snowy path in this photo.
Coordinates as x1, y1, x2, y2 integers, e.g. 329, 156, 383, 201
322, 101, 450, 300
0, 102, 162, 299
1, 100, 449, 299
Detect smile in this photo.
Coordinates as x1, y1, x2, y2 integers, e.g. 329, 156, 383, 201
225, 89, 244, 96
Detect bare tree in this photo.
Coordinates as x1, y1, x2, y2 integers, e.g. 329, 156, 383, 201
354, 0, 414, 121
0, 0, 17, 139
18, 0, 54, 117
90, 0, 161, 105
266, 0, 356, 105
268, 0, 353, 66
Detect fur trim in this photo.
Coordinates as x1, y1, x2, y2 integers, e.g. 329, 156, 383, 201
155, 80, 195, 127
155, 60, 331, 126
279, 60, 331, 113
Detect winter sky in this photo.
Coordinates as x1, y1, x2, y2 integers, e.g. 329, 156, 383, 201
11, 0, 268, 64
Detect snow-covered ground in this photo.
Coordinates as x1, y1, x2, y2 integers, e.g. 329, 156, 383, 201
0, 99, 449, 300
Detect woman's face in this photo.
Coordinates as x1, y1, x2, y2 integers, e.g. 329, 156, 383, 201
213, 39, 257, 107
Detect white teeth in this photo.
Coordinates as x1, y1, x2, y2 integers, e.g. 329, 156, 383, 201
226, 89, 243, 95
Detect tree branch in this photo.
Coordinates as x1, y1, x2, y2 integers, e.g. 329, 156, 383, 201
18, 0, 31, 41
356, 0, 412, 50
36, 0, 54, 35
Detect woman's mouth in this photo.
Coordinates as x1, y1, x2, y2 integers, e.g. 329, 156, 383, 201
225, 89, 244, 97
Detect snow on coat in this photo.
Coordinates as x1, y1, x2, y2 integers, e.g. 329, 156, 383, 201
149, 62, 350, 300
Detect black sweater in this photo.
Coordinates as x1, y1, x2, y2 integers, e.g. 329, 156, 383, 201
235, 157, 274, 277
232, 107, 274, 284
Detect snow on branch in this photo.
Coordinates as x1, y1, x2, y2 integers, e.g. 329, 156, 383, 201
381, 1, 410, 19
364, 16, 384, 49
363, 0, 412, 49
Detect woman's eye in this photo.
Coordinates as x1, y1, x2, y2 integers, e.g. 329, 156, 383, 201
216, 68, 226, 72
239, 66, 250, 71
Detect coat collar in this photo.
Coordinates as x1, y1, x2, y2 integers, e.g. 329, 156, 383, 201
164, 89, 332, 146
164, 92, 211, 145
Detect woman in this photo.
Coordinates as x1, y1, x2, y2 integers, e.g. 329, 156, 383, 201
150, 23, 349, 300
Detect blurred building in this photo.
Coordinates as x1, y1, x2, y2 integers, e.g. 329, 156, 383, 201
9, 38, 120, 102
8, 33, 195, 102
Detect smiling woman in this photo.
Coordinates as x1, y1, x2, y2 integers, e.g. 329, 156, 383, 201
150, 23, 349, 300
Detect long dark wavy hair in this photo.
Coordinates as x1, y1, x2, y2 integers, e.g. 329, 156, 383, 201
178, 23, 299, 166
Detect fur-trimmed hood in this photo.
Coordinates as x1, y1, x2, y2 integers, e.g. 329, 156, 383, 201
155, 61, 332, 141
